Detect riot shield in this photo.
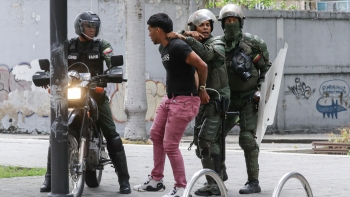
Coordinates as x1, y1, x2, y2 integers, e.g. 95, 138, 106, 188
256, 43, 288, 146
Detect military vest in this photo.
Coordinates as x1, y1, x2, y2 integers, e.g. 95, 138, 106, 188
225, 33, 269, 92
68, 38, 104, 76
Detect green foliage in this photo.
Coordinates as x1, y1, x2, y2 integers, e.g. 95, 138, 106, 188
0, 165, 46, 178
204, 0, 300, 10
205, 0, 278, 9
280, 0, 286, 10
288, 4, 298, 10
329, 127, 350, 156
329, 127, 350, 143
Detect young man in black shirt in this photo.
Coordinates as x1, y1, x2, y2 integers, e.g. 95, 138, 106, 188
133, 13, 208, 197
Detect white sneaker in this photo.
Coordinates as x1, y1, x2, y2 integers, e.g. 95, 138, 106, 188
133, 175, 166, 192
162, 187, 190, 197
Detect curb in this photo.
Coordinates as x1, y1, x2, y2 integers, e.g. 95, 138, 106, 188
261, 139, 328, 144
181, 139, 328, 144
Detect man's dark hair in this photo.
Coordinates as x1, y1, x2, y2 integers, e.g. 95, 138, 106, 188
147, 13, 173, 33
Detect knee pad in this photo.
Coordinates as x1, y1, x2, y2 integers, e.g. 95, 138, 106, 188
107, 135, 124, 152
198, 116, 221, 141
239, 131, 258, 151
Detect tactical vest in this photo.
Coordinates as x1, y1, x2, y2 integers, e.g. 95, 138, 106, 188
225, 33, 267, 92
203, 36, 229, 93
68, 38, 104, 76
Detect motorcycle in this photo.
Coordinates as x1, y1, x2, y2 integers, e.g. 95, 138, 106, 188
32, 56, 126, 197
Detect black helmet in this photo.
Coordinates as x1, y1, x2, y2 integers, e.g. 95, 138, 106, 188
74, 11, 101, 38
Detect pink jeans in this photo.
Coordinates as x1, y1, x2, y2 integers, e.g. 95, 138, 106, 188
150, 95, 200, 188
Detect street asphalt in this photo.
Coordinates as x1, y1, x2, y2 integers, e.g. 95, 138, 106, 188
0, 133, 348, 197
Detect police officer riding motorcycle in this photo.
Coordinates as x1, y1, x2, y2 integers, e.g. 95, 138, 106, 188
38, 11, 131, 196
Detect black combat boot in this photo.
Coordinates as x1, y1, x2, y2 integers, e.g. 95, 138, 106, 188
239, 180, 261, 194
194, 156, 221, 196
40, 146, 51, 192
109, 150, 131, 194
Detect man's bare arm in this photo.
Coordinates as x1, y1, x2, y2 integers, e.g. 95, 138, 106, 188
186, 51, 207, 86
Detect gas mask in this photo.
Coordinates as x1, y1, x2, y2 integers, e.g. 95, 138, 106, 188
232, 51, 252, 82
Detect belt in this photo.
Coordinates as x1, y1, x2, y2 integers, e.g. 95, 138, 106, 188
167, 92, 198, 99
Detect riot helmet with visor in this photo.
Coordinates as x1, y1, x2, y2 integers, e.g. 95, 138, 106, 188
187, 9, 217, 32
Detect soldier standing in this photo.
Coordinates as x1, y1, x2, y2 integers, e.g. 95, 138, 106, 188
219, 4, 271, 194
167, 9, 230, 196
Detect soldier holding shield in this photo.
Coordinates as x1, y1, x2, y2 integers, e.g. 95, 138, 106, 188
219, 4, 271, 194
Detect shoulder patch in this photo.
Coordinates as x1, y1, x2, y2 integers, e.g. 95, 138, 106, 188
103, 47, 113, 55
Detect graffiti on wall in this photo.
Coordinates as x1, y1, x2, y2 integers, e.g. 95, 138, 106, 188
110, 80, 166, 123
0, 60, 50, 130
285, 78, 315, 100
316, 79, 348, 119
0, 59, 165, 132
0, 63, 32, 102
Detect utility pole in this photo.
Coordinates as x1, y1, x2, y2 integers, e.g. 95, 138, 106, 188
124, 0, 148, 141
48, 0, 72, 197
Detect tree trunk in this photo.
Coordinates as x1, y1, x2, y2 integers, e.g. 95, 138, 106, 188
124, 0, 147, 140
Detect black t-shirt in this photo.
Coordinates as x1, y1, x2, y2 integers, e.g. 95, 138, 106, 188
159, 38, 197, 94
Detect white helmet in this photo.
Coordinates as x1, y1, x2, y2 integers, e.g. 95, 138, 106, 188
187, 9, 217, 32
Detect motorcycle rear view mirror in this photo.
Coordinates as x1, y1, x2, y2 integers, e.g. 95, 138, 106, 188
111, 55, 123, 67
32, 71, 50, 87
38, 59, 50, 72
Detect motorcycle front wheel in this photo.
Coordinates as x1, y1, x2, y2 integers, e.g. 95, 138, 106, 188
68, 134, 85, 197
85, 144, 105, 187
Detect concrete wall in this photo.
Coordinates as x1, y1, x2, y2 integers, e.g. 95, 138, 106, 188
1, 1, 349, 135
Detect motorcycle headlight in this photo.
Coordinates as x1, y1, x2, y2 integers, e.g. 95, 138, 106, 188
67, 88, 82, 100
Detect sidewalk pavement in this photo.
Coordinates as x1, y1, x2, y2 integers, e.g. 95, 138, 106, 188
0, 133, 348, 197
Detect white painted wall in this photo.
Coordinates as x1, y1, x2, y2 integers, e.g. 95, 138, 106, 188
1, 1, 350, 135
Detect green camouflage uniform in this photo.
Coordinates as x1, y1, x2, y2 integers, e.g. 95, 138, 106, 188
222, 33, 271, 182
185, 35, 230, 186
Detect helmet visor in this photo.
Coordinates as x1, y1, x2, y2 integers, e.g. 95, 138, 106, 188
188, 9, 217, 27
81, 20, 100, 30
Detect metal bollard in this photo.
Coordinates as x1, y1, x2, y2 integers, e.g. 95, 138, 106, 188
183, 169, 228, 197
272, 172, 313, 197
